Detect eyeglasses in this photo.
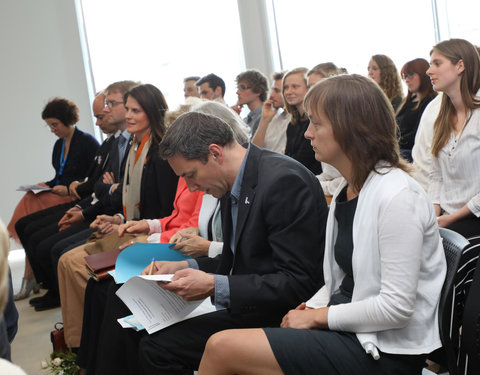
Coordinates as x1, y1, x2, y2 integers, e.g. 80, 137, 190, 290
237, 84, 252, 91
402, 72, 416, 80
104, 99, 124, 108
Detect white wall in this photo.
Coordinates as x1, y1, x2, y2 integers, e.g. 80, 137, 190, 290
0, 0, 95, 248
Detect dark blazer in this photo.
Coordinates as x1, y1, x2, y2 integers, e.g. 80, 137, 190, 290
197, 144, 327, 318
75, 134, 116, 200
82, 142, 178, 222
46, 127, 99, 187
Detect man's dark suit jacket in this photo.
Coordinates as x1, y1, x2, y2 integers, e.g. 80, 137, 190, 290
197, 144, 327, 319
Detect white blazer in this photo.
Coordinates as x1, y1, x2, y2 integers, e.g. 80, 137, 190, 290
307, 166, 446, 357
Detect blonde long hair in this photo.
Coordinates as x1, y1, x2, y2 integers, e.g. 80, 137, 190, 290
431, 39, 480, 157
282, 67, 308, 125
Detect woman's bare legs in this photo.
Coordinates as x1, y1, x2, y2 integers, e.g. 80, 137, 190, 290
198, 328, 283, 375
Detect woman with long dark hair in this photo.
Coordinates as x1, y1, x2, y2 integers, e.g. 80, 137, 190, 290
396, 58, 437, 161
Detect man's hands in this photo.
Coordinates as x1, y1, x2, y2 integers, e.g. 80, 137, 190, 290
58, 206, 84, 230
160, 268, 215, 301
170, 232, 210, 257
141, 260, 189, 276
68, 181, 83, 200
261, 99, 278, 121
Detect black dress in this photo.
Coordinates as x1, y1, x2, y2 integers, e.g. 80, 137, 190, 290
396, 93, 436, 162
284, 117, 322, 175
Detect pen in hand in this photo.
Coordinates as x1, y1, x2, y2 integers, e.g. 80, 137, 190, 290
148, 257, 155, 275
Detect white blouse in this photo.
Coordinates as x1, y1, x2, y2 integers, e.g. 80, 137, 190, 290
428, 99, 480, 216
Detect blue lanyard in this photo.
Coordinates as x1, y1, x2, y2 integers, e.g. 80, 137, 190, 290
56, 139, 68, 185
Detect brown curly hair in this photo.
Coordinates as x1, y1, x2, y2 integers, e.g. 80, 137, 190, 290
371, 54, 403, 102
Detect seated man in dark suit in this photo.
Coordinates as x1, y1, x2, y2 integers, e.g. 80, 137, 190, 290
95, 111, 328, 375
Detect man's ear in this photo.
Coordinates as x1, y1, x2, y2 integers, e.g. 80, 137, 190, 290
214, 86, 223, 98
208, 144, 223, 162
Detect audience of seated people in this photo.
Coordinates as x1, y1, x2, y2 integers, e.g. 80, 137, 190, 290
7, 38, 480, 374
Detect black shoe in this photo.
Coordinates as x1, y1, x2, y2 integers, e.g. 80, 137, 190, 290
31, 291, 60, 311
29, 295, 45, 306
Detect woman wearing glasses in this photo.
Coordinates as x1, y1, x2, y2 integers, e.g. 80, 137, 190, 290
7, 97, 99, 298
396, 58, 437, 162
368, 54, 404, 111
427, 38, 480, 238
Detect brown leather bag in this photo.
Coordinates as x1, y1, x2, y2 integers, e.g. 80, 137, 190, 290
50, 322, 67, 353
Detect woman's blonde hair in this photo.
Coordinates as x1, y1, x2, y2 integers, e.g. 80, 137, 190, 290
371, 54, 403, 102
282, 67, 308, 125
431, 39, 480, 157
0, 221, 10, 313
305, 74, 409, 192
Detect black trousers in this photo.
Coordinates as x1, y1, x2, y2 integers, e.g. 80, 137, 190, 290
94, 282, 284, 375
77, 278, 113, 373
27, 221, 91, 294
16, 202, 74, 250
446, 216, 480, 240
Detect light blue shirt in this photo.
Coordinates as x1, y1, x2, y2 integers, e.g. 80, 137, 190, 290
187, 145, 250, 309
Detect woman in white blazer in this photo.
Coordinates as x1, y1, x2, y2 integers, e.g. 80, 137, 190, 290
197, 74, 446, 375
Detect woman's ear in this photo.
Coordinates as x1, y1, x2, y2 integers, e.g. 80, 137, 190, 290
457, 59, 465, 74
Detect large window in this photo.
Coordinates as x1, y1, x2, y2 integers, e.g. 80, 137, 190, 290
81, 0, 245, 109
271, 0, 480, 76
272, 0, 436, 75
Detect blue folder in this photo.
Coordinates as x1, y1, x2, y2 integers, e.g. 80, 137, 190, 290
114, 242, 190, 283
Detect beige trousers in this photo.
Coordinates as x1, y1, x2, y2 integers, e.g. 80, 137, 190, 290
57, 244, 89, 348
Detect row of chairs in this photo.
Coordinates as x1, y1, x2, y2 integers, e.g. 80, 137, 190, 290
427, 228, 480, 375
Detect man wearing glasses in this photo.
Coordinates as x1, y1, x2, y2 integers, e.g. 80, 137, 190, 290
231, 69, 268, 138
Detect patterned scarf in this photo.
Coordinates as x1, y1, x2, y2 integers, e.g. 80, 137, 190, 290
122, 132, 151, 220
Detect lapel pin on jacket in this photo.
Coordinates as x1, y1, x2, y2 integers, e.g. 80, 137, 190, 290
244, 196, 250, 205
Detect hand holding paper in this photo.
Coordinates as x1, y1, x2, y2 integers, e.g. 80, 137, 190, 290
140, 260, 188, 276
160, 268, 215, 301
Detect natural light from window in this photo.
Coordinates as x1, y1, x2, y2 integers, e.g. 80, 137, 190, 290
81, 0, 245, 109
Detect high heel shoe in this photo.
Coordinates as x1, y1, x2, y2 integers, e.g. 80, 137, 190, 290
14, 277, 41, 301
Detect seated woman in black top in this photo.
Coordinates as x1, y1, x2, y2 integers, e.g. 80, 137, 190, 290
396, 58, 437, 162
283, 67, 322, 174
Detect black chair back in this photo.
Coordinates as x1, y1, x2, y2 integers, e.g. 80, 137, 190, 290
436, 229, 480, 375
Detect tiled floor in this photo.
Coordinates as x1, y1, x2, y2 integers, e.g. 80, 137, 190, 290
9, 248, 62, 375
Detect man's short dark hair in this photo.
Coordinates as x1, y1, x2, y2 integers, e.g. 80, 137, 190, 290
195, 74, 226, 97
184, 76, 200, 83
159, 112, 235, 162
236, 69, 269, 102
271, 71, 285, 81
